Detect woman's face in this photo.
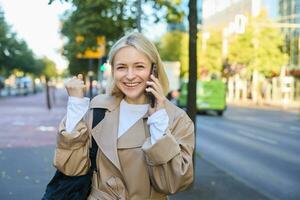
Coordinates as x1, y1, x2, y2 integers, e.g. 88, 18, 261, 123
113, 46, 152, 104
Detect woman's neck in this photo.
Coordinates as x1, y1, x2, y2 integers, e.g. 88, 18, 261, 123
124, 96, 148, 105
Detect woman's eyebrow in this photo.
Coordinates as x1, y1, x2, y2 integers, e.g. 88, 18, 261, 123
115, 62, 126, 66
134, 61, 146, 65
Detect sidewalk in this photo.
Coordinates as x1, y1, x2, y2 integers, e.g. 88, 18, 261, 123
170, 154, 271, 200
228, 99, 300, 114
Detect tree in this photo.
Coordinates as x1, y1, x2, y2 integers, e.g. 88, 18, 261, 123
42, 57, 57, 78
49, 0, 185, 75
228, 12, 288, 78
157, 31, 189, 77
198, 30, 222, 78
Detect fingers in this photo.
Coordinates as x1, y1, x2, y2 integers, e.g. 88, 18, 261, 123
150, 74, 159, 84
146, 81, 163, 100
67, 74, 85, 87
145, 87, 160, 99
77, 74, 83, 80
147, 75, 163, 95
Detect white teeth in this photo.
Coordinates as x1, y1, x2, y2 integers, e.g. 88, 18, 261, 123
124, 83, 139, 87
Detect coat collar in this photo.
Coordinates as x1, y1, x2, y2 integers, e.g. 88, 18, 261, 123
89, 94, 177, 172
89, 94, 122, 111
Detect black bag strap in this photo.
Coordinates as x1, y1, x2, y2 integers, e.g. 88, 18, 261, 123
89, 108, 106, 171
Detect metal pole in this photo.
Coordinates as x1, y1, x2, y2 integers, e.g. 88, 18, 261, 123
88, 59, 94, 98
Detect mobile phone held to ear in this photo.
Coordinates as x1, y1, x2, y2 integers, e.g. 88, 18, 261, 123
148, 63, 158, 108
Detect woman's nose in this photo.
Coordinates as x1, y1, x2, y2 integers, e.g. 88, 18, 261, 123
126, 68, 135, 79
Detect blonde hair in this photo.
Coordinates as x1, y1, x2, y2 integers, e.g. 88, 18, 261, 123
107, 32, 169, 97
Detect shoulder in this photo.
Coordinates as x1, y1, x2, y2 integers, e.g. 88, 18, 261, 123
90, 94, 121, 111
165, 100, 192, 124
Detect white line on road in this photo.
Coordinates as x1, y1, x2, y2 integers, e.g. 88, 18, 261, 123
231, 116, 282, 128
237, 130, 278, 145
198, 124, 300, 166
289, 126, 300, 132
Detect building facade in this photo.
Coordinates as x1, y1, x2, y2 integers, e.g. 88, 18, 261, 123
202, 0, 300, 69
279, 0, 300, 67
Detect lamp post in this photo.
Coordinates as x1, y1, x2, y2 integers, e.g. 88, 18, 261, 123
88, 59, 94, 98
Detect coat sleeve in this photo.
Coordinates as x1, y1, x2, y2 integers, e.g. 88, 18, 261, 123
53, 114, 91, 176
142, 111, 195, 194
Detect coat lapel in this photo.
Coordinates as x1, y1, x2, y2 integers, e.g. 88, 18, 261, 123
117, 118, 149, 149
90, 97, 122, 172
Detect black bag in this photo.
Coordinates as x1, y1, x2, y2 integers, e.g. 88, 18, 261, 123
42, 108, 106, 200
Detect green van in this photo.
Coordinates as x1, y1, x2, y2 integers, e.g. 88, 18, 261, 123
178, 80, 227, 116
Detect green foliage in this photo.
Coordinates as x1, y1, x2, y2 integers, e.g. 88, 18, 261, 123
42, 57, 58, 78
228, 12, 288, 77
199, 31, 223, 76
158, 30, 222, 79
49, 0, 184, 75
157, 31, 188, 77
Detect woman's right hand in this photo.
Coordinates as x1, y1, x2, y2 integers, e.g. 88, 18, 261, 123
65, 74, 86, 98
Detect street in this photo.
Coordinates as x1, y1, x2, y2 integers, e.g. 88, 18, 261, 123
0, 91, 299, 200
197, 106, 300, 200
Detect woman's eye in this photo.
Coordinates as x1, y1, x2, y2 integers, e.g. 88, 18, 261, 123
116, 66, 125, 70
136, 65, 145, 69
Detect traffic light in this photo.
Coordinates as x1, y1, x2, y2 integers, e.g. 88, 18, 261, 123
99, 56, 108, 72
100, 64, 106, 72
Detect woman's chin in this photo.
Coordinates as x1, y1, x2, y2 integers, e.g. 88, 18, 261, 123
123, 93, 147, 104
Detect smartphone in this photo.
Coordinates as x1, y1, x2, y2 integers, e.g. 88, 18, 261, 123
148, 63, 158, 108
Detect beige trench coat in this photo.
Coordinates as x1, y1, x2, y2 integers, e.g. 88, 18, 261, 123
54, 95, 194, 200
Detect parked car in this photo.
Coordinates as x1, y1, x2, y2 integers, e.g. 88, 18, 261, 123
178, 80, 227, 116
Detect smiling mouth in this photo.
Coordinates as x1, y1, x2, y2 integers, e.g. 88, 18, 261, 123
124, 82, 140, 87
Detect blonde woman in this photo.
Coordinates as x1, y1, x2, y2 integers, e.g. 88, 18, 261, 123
54, 32, 194, 200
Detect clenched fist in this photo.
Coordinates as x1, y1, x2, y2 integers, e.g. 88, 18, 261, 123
65, 74, 86, 98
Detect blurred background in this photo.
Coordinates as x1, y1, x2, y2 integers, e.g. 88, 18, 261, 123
0, 0, 299, 200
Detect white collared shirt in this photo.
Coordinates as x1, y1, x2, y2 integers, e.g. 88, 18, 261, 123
65, 97, 169, 144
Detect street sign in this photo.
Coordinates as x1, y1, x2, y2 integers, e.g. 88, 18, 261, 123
76, 36, 106, 59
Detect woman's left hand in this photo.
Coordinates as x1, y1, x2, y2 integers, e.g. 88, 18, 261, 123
146, 74, 167, 115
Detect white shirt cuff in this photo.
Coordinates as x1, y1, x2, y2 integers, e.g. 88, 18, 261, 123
65, 96, 90, 133
147, 109, 169, 144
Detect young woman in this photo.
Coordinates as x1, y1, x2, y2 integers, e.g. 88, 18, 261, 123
55, 32, 195, 200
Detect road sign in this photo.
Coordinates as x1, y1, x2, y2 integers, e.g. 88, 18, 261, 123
76, 36, 106, 59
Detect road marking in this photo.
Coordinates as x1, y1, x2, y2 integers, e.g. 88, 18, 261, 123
198, 125, 300, 166
289, 126, 300, 132
12, 121, 25, 126
237, 130, 278, 145
242, 116, 282, 128
37, 126, 56, 132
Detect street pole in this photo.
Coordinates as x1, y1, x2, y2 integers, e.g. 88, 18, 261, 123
188, 0, 197, 124
188, 0, 197, 189
88, 59, 94, 99
45, 76, 51, 110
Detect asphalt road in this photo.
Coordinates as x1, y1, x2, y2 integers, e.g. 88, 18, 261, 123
197, 107, 300, 200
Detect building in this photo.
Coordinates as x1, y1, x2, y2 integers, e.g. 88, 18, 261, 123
202, 0, 266, 30
279, 0, 300, 68
202, 0, 300, 70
